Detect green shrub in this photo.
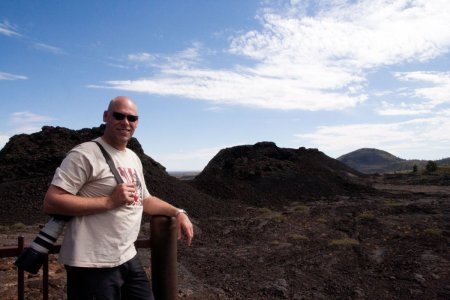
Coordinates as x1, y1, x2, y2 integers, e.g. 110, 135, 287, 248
425, 161, 438, 172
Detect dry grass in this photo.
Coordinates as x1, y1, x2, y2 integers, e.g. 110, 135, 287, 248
293, 204, 310, 213
259, 207, 272, 214
423, 228, 443, 237
357, 211, 376, 222
330, 238, 360, 247
289, 234, 309, 241
384, 200, 403, 207
273, 213, 287, 222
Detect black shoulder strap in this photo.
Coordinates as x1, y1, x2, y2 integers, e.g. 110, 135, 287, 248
93, 141, 124, 184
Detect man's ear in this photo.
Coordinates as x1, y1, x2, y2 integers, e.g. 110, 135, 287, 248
103, 110, 108, 122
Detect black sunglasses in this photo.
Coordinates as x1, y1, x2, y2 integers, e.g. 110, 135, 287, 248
112, 112, 139, 122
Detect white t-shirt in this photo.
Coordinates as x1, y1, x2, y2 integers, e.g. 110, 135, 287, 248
51, 137, 150, 267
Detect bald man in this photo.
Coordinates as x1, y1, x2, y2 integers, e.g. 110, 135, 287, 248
44, 96, 193, 299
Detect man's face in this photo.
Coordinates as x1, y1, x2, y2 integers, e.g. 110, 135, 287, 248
103, 99, 139, 147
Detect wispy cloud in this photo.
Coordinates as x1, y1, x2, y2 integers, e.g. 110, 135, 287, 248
0, 111, 55, 150
9, 111, 55, 134
34, 43, 64, 55
377, 101, 432, 116
151, 145, 225, 171
0, 20, 21, 37
0, 134, 9, 149
0, 71, 27, 81
203, 106, 225, 112
91, 0, 450, 111
296, 115, 450, 159
126, 43, 203, 69
128, 52, 156, 63
376, 71, 450, 115
1, 20, 64, 55
395, 71, 450, 106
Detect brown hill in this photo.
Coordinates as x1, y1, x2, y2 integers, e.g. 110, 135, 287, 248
0, 125, 221, 225
191, 142, 371, 207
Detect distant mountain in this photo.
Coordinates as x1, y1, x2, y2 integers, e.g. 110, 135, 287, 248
437, 157, 450, 165
337, 148, 434, 174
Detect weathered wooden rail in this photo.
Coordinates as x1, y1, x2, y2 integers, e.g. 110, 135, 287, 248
0, 215, 177, 300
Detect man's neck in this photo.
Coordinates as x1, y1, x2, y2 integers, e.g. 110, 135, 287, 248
100, 136, 127, 151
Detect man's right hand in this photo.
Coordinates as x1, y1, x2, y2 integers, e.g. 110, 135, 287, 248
108, 183, 137, 208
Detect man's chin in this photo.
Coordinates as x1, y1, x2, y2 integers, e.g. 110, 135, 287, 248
113, 133, 131, 143
120, 136, 131, 143
117, 130, 132, 138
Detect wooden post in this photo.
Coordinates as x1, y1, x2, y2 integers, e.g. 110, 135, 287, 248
17, 236, 24, 300
43, 254, 49, 300
150, 216, 178, 300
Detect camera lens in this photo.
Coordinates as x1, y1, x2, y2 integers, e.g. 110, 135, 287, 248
14, 216, 70, 274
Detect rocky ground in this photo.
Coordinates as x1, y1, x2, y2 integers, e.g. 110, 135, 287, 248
1, 174, 449, 299
0, 127, 449, 299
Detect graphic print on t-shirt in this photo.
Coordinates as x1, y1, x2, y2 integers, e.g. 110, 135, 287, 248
118, 167, 143, 206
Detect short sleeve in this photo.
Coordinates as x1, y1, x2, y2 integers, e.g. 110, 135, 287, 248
51, 145, 94, 195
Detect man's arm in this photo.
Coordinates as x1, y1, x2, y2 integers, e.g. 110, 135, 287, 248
43, 183, 137, 216
143, 196, 194, 246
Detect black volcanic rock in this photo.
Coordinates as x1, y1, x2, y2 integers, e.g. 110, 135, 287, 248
191, 142, 371, 206
0, 126, 220, 225
2, 133, 450, 300
0, 125, 170, 183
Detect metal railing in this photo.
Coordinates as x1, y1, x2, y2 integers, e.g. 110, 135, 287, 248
0, 215, 177, 300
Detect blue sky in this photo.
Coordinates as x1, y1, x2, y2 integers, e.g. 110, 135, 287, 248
1, 0, 450, 171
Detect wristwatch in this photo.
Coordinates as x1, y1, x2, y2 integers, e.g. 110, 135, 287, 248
175, 208, 188, 217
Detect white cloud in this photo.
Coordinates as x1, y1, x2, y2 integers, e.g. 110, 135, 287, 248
90, 0, 450, 111
34, 43, 64, 55
168, 43, 203, 66
376, 100, 434, 116
150, 145, 224, 171
0, 111, 55, 150
126, 44, 203, 70
0, 20, 21, 37
128, 52, 155, 62
296, 115, 450, 159
1, 21, 63, 56
395, 71, 450, 105
0, 71, 27, 80
9, 111, 55, 134
91, 67, 366, 110
0, 134, 9, 150
229, 0, 450, 83
203, 106, 225, 112
376, 71, 450, 116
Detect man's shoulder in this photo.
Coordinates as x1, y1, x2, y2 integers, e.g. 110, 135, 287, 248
70, 139, 102, 156
125, 145, 138, 154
